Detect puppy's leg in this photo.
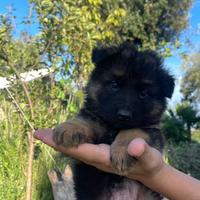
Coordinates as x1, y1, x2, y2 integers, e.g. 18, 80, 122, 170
53, 116, 105, 148
110, 129, 150, 174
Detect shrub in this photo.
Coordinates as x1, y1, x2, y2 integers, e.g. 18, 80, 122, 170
167, 141, 200, 180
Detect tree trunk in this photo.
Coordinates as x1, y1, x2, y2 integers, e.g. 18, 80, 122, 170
25, 131, 35, 200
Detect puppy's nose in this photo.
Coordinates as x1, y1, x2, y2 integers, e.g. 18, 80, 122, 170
117, 109, 132, 122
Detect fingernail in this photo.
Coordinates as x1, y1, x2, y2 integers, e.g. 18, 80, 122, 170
136, 149, 145, 157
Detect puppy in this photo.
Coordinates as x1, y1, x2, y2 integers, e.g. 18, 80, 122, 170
53, 43, 175, 200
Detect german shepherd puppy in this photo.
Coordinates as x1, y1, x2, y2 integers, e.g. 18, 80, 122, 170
53, 43, 175, 200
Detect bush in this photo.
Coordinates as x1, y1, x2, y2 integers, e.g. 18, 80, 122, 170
0, 135, 27, 199
167, 142, 200, 180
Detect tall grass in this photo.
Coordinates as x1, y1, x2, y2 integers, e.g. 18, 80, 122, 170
32, 145, 63, 200
0, 131, 62, 200
0, 100, 28, 199
0, 91, 82, 199
0, 131, 27, 199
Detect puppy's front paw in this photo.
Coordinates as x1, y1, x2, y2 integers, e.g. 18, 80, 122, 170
53, 122, 89, 148
110, 144, 137, 175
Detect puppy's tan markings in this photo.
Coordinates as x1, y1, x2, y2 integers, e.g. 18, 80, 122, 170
53, 116, 106, 148
110, 129, 150, 174
150, 101, 163, 116
121, 49, 131, 57
142, 79, 153, 84
113, 69, 125, 77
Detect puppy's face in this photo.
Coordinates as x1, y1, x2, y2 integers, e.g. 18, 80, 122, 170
85, 44, 175, 128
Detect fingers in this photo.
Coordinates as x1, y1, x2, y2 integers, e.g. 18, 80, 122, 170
65, 143, 110, 164
34, 129, 59, 150
42, 135, 57, 148
33, 129, 52, 140
33, 129, 110, 165
33, 129, 164, 177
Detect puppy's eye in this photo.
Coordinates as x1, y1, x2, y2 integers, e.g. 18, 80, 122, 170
110, 81, 119, 91
139, 90, 148, 99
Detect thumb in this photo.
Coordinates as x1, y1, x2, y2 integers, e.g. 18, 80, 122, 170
127, 138, 162, 170
127, 138, 146, 157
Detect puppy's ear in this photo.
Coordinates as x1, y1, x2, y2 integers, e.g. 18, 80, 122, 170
92, 46, 119, 64
162, 74, 175, 98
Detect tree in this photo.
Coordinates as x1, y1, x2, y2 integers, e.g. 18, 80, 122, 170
162, 109, 188, 143
100, 0, 194, 48
176, 102, 200, 142
162, 103, 200, 143
181, 50, 200, 103
29, 0, 126, 90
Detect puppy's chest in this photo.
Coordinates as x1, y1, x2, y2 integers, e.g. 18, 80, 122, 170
99, 178, 147, 200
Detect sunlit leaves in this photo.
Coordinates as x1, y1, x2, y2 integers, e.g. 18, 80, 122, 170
181, 50, 200, 103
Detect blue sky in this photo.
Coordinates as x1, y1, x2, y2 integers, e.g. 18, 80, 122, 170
164, 1, 200, 105
1, 0, 200, 105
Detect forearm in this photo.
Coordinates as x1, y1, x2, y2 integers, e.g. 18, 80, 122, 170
141, 163, 200, 200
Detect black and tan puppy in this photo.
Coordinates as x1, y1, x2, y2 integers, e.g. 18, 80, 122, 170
53, 43, 175, 200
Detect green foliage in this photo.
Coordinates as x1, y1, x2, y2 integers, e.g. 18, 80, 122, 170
176, 102, 200, 127
0, 135, 61, 200
162, 103, 200, 143
167, 142, 200, 180
0, 100, 28, 199
0, 5, 87, 198
0, 136, 27, 200
162, 111, 188, 143
192, 130, 200, 143
100, 0, 194, 47
0, 100, 72, 200
28, 0, 126, 89
176, 102, 200, 142
32, 145, 63, 200
181, 50, 200, 103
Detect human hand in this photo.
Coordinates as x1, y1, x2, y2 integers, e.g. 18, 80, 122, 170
33, 129, 113, 173
33, 129, 165, 182
34, 129, 200, 200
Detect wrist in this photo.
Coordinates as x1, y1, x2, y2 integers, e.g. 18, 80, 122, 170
140, 162, 170, 193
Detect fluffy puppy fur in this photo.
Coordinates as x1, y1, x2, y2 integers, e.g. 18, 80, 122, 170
53, 43, 175, 200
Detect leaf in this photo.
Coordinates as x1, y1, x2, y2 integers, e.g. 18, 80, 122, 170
60, 78, 65, 84
59, 90, 65, 99
68, 104, 79, 113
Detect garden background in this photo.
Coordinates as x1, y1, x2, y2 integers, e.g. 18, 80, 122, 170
0, 0, 200, 199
